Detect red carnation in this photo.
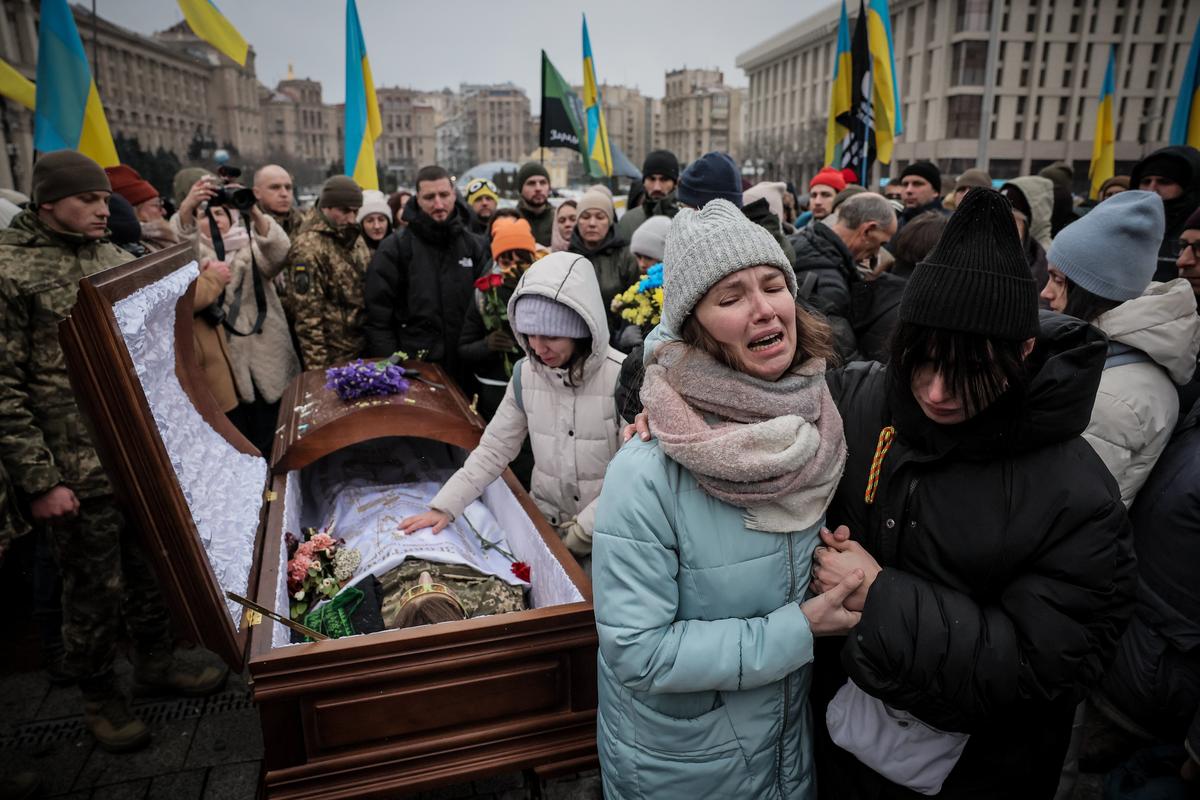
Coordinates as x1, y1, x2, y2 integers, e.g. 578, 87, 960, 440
511, 561, 531, 582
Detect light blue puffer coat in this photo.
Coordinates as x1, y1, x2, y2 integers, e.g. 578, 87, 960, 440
592, 437, 820, 800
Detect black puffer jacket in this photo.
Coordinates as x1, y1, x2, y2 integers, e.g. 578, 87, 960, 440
791, 222, 905, 363
1097, 403, 1200, 761
1131, 146, 1200, 282
815, 312, 1137, 799
363, 196, 488, 383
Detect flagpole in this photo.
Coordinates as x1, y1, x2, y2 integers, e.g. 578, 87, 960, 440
862, 75, 871, 186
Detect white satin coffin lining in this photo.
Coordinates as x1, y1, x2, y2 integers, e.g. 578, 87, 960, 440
113, 262, 267, 629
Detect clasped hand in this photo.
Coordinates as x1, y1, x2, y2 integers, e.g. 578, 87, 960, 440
811, 526, 881, 612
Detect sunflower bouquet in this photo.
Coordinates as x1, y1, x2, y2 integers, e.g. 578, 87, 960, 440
610, 263, 664, 334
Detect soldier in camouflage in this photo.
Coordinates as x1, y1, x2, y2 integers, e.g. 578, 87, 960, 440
0, 151, 227, 753
378, 558, 526, 629
287, 175, 371, 369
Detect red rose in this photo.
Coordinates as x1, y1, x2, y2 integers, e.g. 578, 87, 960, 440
511, 561, 531, 582
474, 276, 492, 291
489, 274, 504, 289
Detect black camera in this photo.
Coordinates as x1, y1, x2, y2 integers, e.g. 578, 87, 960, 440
208, 185, 257, 212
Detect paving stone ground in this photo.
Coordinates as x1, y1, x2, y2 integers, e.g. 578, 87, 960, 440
0, 650, 601, 800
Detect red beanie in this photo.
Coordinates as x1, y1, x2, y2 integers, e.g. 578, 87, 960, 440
841, 167, 859, 185
105, 165, 158, 207
810, 167, 847, 193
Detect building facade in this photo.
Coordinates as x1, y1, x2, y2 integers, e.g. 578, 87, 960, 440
375, 87, 437, 187
662, 68, 745, 164
263, 76, 337, 166
436, 83, 531, 177
737, 0, 1200, 193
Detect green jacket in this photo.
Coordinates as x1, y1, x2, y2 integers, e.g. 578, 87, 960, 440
0, 211, 134, 500
287, 210, 371, 370
593, 438, 819, 799
568, 228, 639, 312
518, 199, 555, 248
616, 192, 679, 242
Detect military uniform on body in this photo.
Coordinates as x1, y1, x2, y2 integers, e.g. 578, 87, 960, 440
288, 175, 371, 369
0, 151, 227, 754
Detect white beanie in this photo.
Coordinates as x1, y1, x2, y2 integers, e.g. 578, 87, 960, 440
357, 189, 391, 224
663, 199, 796, 335
629, 215, 671, 262
742, 181, 787, 222
576, 189, 614, 223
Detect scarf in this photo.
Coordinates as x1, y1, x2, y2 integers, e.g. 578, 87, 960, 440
199, 220, 250, 255
641, 343, 847, 532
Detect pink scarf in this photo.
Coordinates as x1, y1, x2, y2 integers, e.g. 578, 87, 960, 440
641, 343, 846, 532
199, 221, 250, 255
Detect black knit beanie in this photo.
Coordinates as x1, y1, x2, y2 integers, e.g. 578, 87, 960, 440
642, 149, 679, 181
899, 188, 1039, 340
900, 161, 942, 193
319, 176, 363, 209
32, 150, 111, 205
517, 161, 550, 189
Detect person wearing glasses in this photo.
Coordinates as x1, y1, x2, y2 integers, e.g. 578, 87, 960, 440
104, 164, 178, 252
1040, 191, 1200, 506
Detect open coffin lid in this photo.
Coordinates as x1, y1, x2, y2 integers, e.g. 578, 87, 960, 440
59, 244, 591, 673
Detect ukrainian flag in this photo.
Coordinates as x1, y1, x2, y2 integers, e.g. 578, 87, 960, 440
33, 0, 117, 167
824, 0, 853, 167
344, 0, 382, 191
1170, 15, 1200, 148
1089, 46, 1117, 199
0, 57, 35, 110
866, 0, 903, 164
177, 0, 247, 66
582, 15, 613, 178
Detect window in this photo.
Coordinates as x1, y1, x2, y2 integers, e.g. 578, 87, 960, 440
951, 40, 989, 85
1026, 11, 1037, 32
1070, 14, 1080, 33
927, 0, 938, 40
1023, 42, 1034, 61
955, 0, 990, 31
1113, 14, 1123, 32
947, 94, 982, 138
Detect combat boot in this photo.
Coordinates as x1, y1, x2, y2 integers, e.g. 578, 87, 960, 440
83, 693, 150, 753
132, 649, 228, 697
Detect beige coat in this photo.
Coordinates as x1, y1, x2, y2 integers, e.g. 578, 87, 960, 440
191, 268, 239, 412
173, 214, 300, 404
431, 252, 625, 554
1085, 278, 1200, 505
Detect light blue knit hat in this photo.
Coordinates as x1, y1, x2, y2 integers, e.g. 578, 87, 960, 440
1047, 190, 1165, 301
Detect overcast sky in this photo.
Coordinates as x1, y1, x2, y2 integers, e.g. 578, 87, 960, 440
96, 0, 828, 103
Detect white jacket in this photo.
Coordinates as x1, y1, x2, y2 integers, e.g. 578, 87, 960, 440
1085, 279, 1200, 505
431, 252, 625, 554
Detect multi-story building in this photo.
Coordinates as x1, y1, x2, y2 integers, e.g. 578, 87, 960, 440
0, 0, 264, 193
376, 87, 437, 186
662, 68, 745, 164
569, 84, 664, 170
436, 83, 531, 176
737, 0, 1200, 192
261, 74, 338, 167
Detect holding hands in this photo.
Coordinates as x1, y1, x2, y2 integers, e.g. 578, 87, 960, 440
811, 525, 882, 612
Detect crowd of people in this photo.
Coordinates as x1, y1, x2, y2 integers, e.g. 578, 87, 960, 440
1, 138, 1200, 800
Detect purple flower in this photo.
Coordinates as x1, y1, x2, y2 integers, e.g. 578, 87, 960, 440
325, 359, 411, 401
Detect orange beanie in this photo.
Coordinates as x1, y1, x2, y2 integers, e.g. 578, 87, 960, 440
490, 217, 537, 259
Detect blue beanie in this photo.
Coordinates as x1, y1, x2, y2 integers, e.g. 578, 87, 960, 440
676, 152, 743, 209
1047, 190, 1165, 301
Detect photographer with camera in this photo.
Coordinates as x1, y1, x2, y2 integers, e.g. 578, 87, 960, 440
172, 173, 299, 454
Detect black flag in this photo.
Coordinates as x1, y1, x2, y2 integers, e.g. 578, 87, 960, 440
836, 2, 876, 183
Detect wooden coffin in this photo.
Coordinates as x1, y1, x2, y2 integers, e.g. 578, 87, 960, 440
59, 244, 598, 799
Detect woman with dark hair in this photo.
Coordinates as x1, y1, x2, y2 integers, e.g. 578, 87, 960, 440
888, 211, 947, 278
400, 252, 624, 566
808, 187, 1137, 798
1041, 190, 1200, 505
593, 200, 861, 798
387, 190, 412, 229
551, 198, 577, 252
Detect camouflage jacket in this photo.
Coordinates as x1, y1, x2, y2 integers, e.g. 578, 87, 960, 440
0, 461, 30, 556
0, 211, 134, 500
287, 210, 371, 370
264, 205, 308, 241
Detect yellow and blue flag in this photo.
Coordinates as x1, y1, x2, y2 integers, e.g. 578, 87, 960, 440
824, 0, 853, 167
1089, 46, 1117, 199
865, 0, 903, 164
581, 15, 613, 179
1170, 15, 1200, 148
34, 0, 117, 167
344, 0, 381, 190
0, 57, 35, 110
177, 0, 247, 66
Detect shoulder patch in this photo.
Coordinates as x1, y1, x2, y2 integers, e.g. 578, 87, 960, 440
293, 263, 310, 295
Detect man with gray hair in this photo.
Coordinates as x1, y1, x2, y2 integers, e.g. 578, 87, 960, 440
793, 191, 903, 361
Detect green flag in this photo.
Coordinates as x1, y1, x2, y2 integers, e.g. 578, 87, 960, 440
540, 50, 585, 152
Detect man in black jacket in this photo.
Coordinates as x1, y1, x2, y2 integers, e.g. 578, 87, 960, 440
364, 165, 488, 388
897, 160, 951, 229
791, 191, 899, 362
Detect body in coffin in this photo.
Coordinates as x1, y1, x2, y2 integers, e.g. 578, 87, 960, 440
59, 244, 599, 798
